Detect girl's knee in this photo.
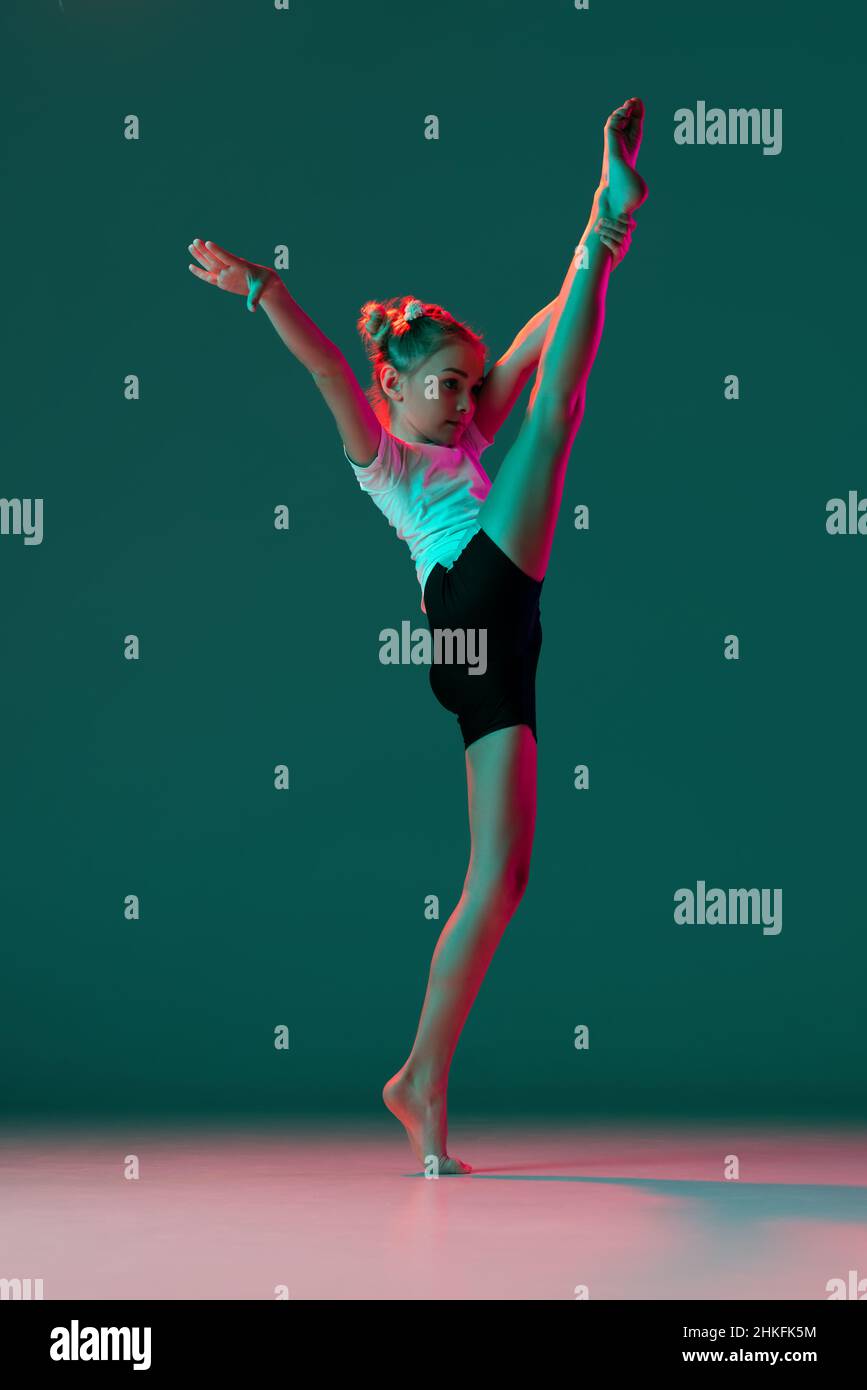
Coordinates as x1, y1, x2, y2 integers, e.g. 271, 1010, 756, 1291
466, 853, 532, 910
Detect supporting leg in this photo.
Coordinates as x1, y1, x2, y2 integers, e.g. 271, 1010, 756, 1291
383, 725, 537, 1172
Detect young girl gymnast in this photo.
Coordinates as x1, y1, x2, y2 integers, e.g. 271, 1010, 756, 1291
188, 97, 648, 1174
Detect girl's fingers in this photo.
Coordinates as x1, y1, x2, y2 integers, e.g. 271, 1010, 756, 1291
189, 241, 220, 271
601, 234, 629, 260
203, 240, 239, 265
598, 215, 634, 235
188, 265, 229, 288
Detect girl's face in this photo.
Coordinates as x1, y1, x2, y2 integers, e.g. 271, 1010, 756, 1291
385, 341, 486, 446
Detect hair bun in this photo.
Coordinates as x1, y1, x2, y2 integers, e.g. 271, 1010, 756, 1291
360, 302, 388, 341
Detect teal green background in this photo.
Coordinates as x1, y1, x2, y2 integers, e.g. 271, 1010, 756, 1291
2, 1, 864, 1121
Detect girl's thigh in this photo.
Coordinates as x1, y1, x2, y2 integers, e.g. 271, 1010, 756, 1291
478, 405, 580, 581
464, 724, 537, 897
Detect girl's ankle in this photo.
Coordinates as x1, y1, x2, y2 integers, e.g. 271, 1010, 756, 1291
592, 184, 613, 219
404, 1066, 448, 1098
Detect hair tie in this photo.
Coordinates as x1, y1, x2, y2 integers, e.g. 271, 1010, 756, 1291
404, 300, 424, 322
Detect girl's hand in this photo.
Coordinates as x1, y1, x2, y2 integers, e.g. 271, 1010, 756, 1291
187, 239, 277, 312
593, 213, 635, 268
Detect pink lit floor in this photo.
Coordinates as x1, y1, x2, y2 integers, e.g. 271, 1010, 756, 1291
2, 1120, 865, 1300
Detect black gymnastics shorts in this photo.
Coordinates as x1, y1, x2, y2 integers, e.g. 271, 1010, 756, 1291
423, 526, 544, 750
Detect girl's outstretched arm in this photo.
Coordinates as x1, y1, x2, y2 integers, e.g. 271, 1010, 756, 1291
258, 273, 339, 374
188, 238, 380, 462
188, 239, 336, 372
255, 267, 382, 462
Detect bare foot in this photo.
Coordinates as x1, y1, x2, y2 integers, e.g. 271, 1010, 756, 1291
383, 1068, 472, 1174
599, 96, 648, 216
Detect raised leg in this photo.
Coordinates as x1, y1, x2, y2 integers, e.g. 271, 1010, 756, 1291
383, 724, 537, 1173
479, 97, 647, 580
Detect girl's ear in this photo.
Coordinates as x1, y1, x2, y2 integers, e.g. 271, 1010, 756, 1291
379, 364, 401, 400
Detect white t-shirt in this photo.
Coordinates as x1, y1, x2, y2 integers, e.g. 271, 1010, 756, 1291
345, 419, 494, 614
